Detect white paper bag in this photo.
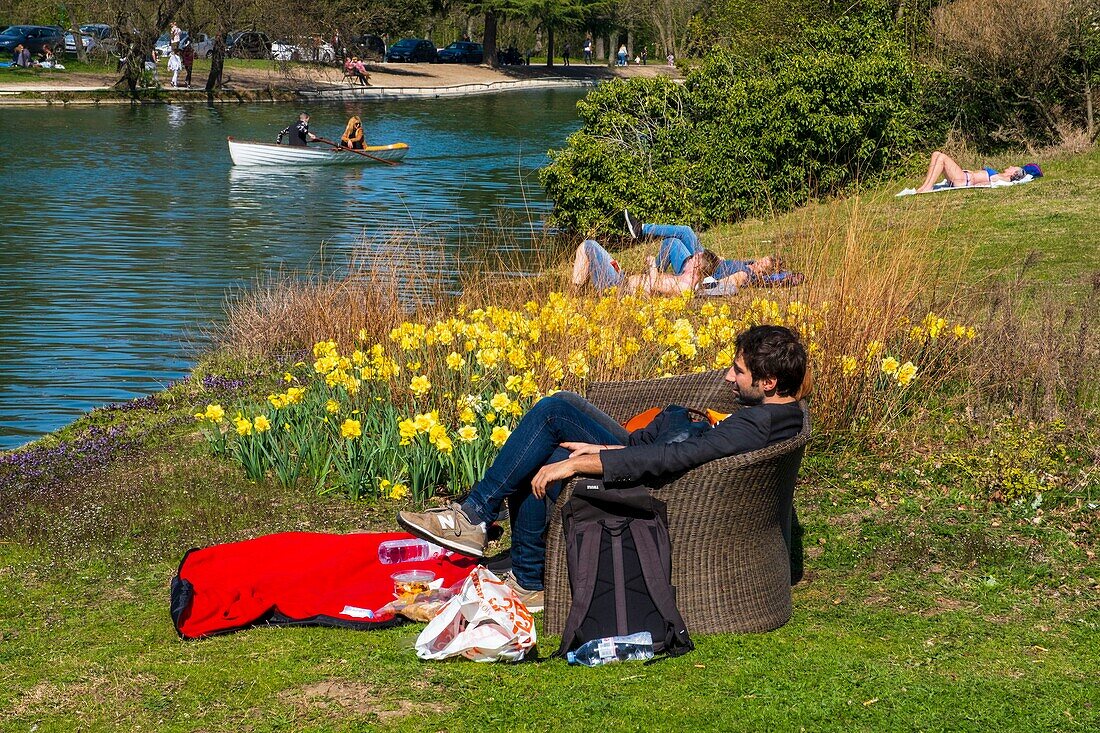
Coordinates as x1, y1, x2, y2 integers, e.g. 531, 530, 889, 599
414, 567, 536, 662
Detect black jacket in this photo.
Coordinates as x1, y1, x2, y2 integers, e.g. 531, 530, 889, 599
600, 401, 805, 485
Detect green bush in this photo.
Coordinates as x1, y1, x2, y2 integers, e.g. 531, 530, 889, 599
541, 11, 942, 232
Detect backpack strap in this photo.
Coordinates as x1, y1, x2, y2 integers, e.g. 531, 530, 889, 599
610, 523, 629, 637
556, 513, 608, 656
630, 518, 694, 657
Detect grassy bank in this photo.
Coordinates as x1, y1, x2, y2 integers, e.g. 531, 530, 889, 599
1, 148, 1098, 731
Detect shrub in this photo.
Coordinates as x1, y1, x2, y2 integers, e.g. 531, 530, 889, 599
541, 11, 940, 232
929, 0, 1100, 147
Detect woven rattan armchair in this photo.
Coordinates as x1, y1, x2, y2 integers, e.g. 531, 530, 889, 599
543, 369, 811, 635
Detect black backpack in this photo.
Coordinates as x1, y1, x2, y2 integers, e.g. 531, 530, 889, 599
556, 482, 694, 659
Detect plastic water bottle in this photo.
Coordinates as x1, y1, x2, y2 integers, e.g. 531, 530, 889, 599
566, 632, 654, 667
377, 538, 445, 564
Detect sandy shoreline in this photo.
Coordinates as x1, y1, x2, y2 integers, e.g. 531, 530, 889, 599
0, 62, 677, 104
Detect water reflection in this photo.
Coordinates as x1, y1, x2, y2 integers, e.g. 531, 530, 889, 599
0, 90, 584, 449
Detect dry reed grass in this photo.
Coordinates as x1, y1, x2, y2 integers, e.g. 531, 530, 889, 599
216, 198, 979, 435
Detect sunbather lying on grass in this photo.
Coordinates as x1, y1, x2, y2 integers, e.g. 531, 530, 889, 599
915, 151, 1042, 193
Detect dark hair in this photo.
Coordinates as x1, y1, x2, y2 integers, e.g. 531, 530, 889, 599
698, 249, 722, 278
734, 325, 807, 397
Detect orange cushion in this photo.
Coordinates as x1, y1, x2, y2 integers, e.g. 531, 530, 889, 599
622, 407, 730, 432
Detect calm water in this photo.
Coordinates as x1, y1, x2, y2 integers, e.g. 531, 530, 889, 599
0, 90, 585, 449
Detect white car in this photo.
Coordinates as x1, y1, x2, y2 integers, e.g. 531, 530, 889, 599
271, 39, 335, 63
155, 31, 215, 59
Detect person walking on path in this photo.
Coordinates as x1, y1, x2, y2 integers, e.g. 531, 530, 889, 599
166, 47, 183, 88
562, 42, 570, 66
180, 42, 195, 88
396, 325, 809, 609
617, 44, 628, 66
583, 37, 592, 64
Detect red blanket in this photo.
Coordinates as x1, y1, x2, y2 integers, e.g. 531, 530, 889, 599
171, 531, 477, 639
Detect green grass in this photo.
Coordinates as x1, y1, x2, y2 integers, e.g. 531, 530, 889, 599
704, 147, 1100, 290
2, 148, 1099, 731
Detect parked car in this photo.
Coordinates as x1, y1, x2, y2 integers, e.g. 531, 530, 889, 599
384, 38, 437, 63
437, 41, 483, 64
226, 30, 271, 58
155, 31, 215, 59
271, 38, 335, 63
0, 25, 65, 56
63, 23, 116, 55
343, 33, 384, 62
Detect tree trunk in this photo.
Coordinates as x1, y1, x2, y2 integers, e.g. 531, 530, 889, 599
1086, 61, 1095, 141
626, 29, 633, 60
483, 11, 497, 68
545, 24, 554, 67
70, 27, 87, 63
594, 36, 604, 62
606, 34, 613, 65
206, 33, 227, 93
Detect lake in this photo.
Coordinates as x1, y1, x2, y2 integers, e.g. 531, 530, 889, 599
0, 89, 586, 449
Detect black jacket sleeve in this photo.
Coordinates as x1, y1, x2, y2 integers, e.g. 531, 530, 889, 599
601, 405, 776, 484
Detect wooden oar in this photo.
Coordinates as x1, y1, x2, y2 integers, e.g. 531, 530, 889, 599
314, 136, 399, 166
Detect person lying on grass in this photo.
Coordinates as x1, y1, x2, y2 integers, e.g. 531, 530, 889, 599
397, 324, 808, 611
621, 212, 806, 292
915, 151, 1043, 193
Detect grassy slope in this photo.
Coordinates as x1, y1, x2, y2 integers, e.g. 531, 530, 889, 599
2, 151, 1098, 731
705, 147, 1100, 289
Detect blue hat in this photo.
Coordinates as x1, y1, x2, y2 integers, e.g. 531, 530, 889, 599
1023, 163, 1043, 178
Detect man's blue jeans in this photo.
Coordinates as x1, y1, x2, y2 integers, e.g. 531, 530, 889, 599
461, 392, 629, 590
645, 224, 703, 275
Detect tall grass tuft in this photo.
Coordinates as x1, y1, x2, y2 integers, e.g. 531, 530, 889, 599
197, 200, 998, 499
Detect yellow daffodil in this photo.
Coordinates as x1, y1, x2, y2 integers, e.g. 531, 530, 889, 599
840, 355, 858, 377
490, 426, 511, 447
880, 356, 900, 375
388, 482, 410, 500
204, 404, 225, 422
457, 425, 478, 442
489, 392, 510, 412
340, 418, 362, 440
459, 406, 476, 423
234, 415, 252, 436
446, 352, 466, 371
410, 375, 431, 397
896, 361, 917, 386
326, 399, 340, 414
253, 415, 272, 433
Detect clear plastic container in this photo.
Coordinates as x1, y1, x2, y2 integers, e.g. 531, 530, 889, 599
391, 569, 436, 599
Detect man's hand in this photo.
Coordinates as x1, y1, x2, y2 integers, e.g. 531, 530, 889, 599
562, 441, 623, 458
531, 452, 606, 499
531, 459, 579, 499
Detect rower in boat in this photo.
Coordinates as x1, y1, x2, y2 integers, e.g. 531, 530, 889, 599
276, 112, 319, 146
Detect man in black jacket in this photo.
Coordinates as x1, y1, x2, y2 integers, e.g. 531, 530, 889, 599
397, 325, 808, 610
277, 112, 318, 146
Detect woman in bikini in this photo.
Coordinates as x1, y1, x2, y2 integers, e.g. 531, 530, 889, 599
915, 151, 1033, 193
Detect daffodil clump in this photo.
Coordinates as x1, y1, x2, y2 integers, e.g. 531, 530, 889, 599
194, 292, 978, 500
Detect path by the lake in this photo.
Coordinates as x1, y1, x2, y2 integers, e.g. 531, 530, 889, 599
0, 62, 679, 100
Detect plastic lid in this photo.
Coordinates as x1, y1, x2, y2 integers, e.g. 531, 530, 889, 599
566, 651, 576, 664
390, 570, 436, 582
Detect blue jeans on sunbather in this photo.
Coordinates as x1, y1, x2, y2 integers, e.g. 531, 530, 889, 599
646, 224, 703, 275
582, 239, 625, 290
460, 392, 629, 590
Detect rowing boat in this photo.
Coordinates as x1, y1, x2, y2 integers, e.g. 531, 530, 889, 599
227, 137, 409, 166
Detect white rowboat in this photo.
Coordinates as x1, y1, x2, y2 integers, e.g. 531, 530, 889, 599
227, 137, 409, 166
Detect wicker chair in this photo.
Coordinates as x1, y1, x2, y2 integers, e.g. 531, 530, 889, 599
543, 369, 812, 635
